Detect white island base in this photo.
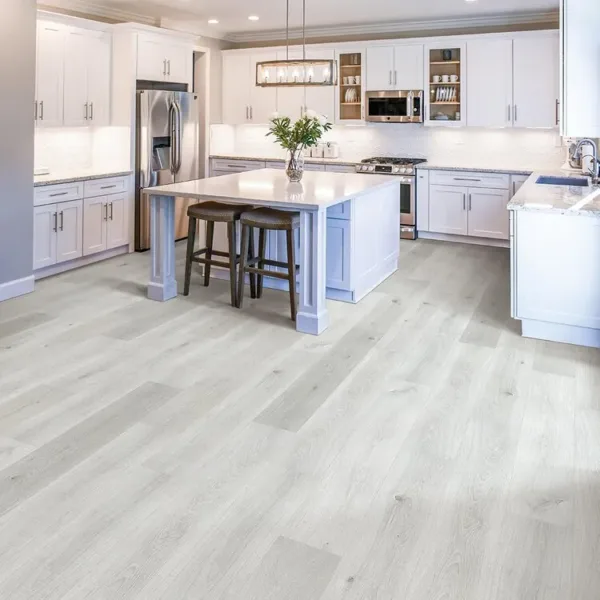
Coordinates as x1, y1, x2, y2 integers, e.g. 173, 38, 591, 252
144, 169, 400, 335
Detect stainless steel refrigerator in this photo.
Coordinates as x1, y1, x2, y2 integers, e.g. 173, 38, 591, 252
135, 90, 201, 251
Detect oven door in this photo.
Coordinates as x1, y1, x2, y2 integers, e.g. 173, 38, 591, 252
400, 178, 416, 239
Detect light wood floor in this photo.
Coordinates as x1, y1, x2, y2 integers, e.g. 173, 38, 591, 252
0, 239, 599, 600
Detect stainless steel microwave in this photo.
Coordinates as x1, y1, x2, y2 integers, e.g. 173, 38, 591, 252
366, 90, 424, 123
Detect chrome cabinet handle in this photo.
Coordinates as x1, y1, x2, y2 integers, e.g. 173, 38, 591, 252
90, 102, 94, 121
110, 202, 114, 221
49, 191, 68, 197
463, 194, 466, 210
555, 99, 559, 125
167, 60, 171, 76
100, 185, 116, 190
84, 102, 88, 120
60, 211, 64, 231
163, 59, 166, 75
34, 101, 38, 121
514, 105, 518, 122
53, 212, 58, 232
453, 177, 481, 182
513, 181, 516, 196
389, 71, 392, 86
40, 100, 44, 121
508, 104, 511, 122
394, 71, 397, 86
245, 106, 249, 120
104, 203, 108, 221
468, 194, 472, 211
250, 106, 253, 120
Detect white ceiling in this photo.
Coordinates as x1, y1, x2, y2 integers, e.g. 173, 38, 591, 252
44, 0, 559, 39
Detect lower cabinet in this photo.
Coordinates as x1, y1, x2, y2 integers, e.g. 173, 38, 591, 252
326, 218, 352, 290
83, 192, 128, 256
33, 200, 83, 270
429, 183, 509, 240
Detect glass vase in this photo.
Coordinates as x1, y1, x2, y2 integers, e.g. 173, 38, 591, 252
285, 149, 305, 182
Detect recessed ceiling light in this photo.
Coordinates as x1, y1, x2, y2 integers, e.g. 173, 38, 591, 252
208, 18, 219, 24
248, 15, 259, 21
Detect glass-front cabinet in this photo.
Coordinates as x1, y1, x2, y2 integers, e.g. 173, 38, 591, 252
424, 42, 467, 127
335, 48, 366, 124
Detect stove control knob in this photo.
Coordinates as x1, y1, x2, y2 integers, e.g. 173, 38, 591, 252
400, 167, 408, 174
368, 166, 375, 172
392, 167, 400, 173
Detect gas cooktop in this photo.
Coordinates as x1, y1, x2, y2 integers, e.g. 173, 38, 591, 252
356, 156, 427, 175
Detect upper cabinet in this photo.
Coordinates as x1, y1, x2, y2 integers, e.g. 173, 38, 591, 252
561, 0, 600, 137
35, 22, 66, 127
136, 32, 193, 86
366, 44, 423, 90
467, 32, 559, 129
336, 48, 365, 123
64, 28, 111, 127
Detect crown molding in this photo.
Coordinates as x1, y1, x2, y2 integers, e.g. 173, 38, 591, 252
224, 10, 559, 43
39, 0, 158, 25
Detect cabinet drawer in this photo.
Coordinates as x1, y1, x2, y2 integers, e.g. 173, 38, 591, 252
327, 201, 351, 220
304, 163, 326, 172
84, 176, 128, 198
34, 182, 84, 206
211, 159, 266, 172
429, 170, 510, 190
265, 161, 285, 169
325, 164, 356, 173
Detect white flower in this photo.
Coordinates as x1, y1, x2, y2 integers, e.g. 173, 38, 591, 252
270, 111, 280, 121
305, 109, 318, 119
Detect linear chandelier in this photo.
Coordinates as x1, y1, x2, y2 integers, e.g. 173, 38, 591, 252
255, 0, 337, 87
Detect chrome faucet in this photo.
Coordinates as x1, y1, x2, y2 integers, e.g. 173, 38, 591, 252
573, 138, 599, 183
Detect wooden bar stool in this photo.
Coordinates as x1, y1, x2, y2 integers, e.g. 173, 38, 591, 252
237, 208, 300, 321
184, 201, 255, 307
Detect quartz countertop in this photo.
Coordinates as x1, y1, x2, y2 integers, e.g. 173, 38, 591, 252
210, 154, 360, 167
507, 170, 600, 217
34, 169, 133, 187
144, 168, 399, 210
416, 162, 537, 176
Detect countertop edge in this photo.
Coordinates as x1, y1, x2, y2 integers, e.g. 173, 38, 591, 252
34, 170, 133, 187
210, 154, 360, 167
416, 163, 534, 176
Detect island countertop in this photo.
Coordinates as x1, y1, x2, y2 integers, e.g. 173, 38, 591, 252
143, 168, 398, 210
507, 170, 600, 217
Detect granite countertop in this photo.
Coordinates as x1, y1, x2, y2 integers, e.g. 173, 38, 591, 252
507, 170, 600, 217
144, 168, 399, 210
210, 154, 360, 167
416, 162, 536, 176
34, 169, 133, 187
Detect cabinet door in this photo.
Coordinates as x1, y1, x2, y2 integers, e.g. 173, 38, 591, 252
137, 34, 166, 81
513, 35, 559, 128
416, 169, 430, 232
393, 45, 424, 89
36, 22, 65, 127
276, 50, 304, 121
326, 218, 352, 291
222, 54, 251, 125
83, 196, 107, 256
63, 28, 89, 127
467, 38, 513, 128
33, 204, 57, 270
106, 193, 128, 249
429, 185, 468, 235
510, 174, 529, 198
467, 187, 510, 240
87, 33, 112, 126
366, 46, 394, 90
304, 49, 335, 120
249, 52, 278, 123
166, 42, 192, 85
56, 200, 83, 263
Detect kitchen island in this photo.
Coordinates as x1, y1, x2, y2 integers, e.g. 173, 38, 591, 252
508, 171, 600, 348
143, 169, 401, 335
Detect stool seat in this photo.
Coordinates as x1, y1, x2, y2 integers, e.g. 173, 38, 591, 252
188, 201, 252, 223
241, 208, 300, 231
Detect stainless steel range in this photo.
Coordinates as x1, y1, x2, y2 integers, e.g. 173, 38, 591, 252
356, 157, 427, 240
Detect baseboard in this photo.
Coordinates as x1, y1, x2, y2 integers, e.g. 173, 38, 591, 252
0, 275, 35, 302
34, 246, 129, 280
418, 231, 510, 248
521, 318, 600, 349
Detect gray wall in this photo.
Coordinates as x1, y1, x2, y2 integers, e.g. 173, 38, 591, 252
0, 0, 36, 286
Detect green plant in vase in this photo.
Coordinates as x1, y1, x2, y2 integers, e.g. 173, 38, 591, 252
267, 110, 332, 182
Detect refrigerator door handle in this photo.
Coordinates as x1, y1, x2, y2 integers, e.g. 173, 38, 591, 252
169, 103, 177, 175
173, 101, 182, 174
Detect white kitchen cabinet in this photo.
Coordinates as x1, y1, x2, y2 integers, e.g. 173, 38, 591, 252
33, 204, 58, 270
56, 200, 83, 263
467, 38, 513, 128
83, 192, 128, 256
35, 22, 65, 127
165, 42, 191, 84
276, 50, 304, 121
250, 52, 278, 123
561, 0, 600, 137
326, 218, 352, 290
513, 34, 559, 129
429, 185, 468, 235
304, 48, 335, 120
467, 188, 510, 239
365, 44, 423, 90
510, 174, 530, 197
64, 28, 111, 127
137, 33, 192, 85
416, 169, 430, 232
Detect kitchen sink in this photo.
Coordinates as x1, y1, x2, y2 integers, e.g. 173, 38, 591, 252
536, 175, 590, 187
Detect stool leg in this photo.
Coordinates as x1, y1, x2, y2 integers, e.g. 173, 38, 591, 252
183, 216, 196, 296
257, 227, 266, 299
238, 223, 250, 309
248, 227, 257, 299
204, 221, 214, 287
227, 222, 237, 308
286, 229, 297, 321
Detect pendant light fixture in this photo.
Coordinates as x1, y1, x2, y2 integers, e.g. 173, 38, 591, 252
255, 0, 337, 87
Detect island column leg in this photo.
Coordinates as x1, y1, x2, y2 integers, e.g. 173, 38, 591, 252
147, 194, 178, 302
297, 209, 329, 335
